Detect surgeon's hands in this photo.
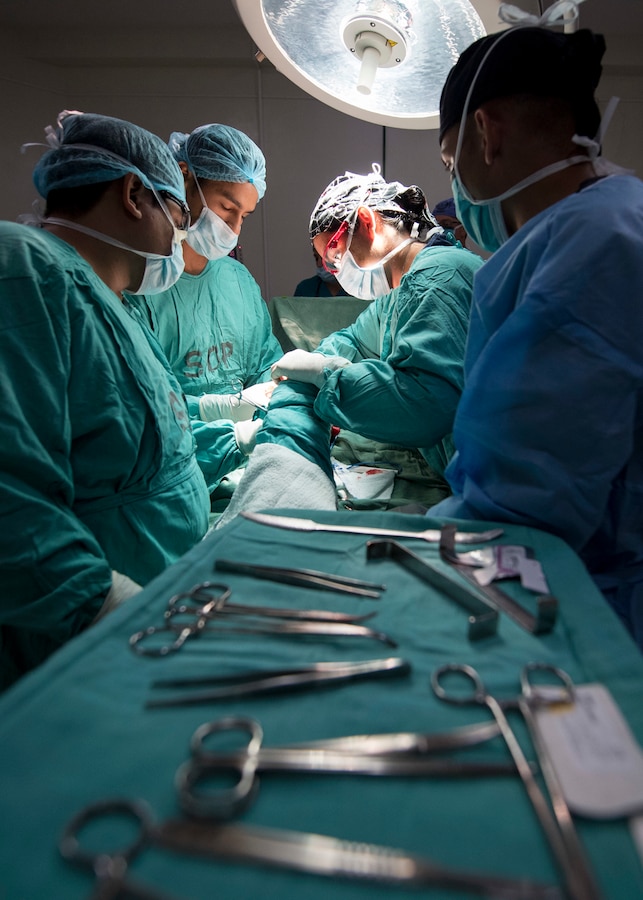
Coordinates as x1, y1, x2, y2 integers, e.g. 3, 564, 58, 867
196, 393, 257, 423
94, 571, 142, 622
234, 417, 263, 456
271, 349, 351, 388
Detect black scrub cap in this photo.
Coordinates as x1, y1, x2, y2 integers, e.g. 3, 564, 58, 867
438, 27, 606, 144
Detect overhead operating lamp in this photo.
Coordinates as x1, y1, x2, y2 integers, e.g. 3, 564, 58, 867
233, 0, 504, 129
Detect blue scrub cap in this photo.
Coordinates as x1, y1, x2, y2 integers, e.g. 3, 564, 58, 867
169, 124, 267, 200
431, 198, 457, 219
31, 110, 186, 203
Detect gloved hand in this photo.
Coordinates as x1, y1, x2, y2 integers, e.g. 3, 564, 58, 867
234, 417, 263, 455
270, 349, 351, 388
198, 392, 256, 423
94, 571, 142, 622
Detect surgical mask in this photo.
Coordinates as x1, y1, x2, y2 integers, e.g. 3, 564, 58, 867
335, 238, 412, 300
316, 266, 336, 283
452, 152, 597, 254
41, 214, 186, 294
186, 175, 238, 259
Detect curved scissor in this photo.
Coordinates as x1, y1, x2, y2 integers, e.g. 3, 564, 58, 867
174, 711, 527, 822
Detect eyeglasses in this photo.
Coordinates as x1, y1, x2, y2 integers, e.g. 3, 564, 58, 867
158, 190, 191, 231
322, 219, 353, 274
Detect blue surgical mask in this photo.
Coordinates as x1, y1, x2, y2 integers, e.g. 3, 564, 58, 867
452, 151, 595, 254
186, 175, 238, 259
451, 180, 507, 253
42, 216, 186, 294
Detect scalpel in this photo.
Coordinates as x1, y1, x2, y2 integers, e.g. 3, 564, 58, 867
241, 511, 503, 545
156, 817, 563, 898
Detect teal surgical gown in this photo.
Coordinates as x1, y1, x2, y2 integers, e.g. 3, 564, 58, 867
0, 222, 210, 688
141, 257, 283, 492
431, 174, 643, 647
314, 240, 484, 477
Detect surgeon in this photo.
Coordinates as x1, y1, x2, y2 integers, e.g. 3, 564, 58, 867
431, 16, 643, 647
217, 164, 483, 523
431, 197, 468, 249
137, 124, 282, 510
0, 110, 210, 688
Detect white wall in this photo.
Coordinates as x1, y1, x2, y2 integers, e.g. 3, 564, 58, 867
1, 13, 642, 301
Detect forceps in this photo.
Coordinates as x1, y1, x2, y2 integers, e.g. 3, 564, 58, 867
60, 797, 563, 899
129, 582, 396, 657
214, 558, 386, 598
431, 663, 603, 900
146, 657, 411, 708
174, 715, 526, 822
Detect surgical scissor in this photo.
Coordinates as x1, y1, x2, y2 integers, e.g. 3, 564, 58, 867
129, 582, 396, 657
60, 796, 563, 899
174, 715, 527, 822
431, 663, 603, 900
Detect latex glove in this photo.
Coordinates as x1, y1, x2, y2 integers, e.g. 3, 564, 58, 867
94, 571, 142, 622
271, 349, 351, 388
234, 417, 263, 455
198, 392, 256, 423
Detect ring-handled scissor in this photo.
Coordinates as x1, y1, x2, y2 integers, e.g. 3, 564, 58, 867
174, 714, 529, 823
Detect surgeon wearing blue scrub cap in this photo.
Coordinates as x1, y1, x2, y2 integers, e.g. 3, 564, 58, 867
33, 109, 187, 199
0, 110, 209, 689
432, 18, 643, 649
137, 123, 282, 519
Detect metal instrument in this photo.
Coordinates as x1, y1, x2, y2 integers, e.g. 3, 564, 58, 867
366, 539, 499, 640
241, 510, 504, 544
129, 582, 396, 657
146, 657, 411, 708
439, 525, 558, 634
61, 798, 563, 899
213, 558, 386, 598
431, 663, 603, 900
175, 715, 526, 822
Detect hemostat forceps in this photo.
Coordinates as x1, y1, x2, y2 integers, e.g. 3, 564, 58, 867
129, 582, 396, 657
432, 663, 603, 900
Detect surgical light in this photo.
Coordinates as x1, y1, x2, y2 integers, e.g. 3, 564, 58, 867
233, 0, 503, 129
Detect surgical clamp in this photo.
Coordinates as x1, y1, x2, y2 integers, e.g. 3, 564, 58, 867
432, 663, 603, 900
439, 525, 558, 634
366, 539, 499, 641
129, 582, 396, 657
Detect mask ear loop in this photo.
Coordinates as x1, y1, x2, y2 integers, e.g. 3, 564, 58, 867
452, 25, 521, 200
